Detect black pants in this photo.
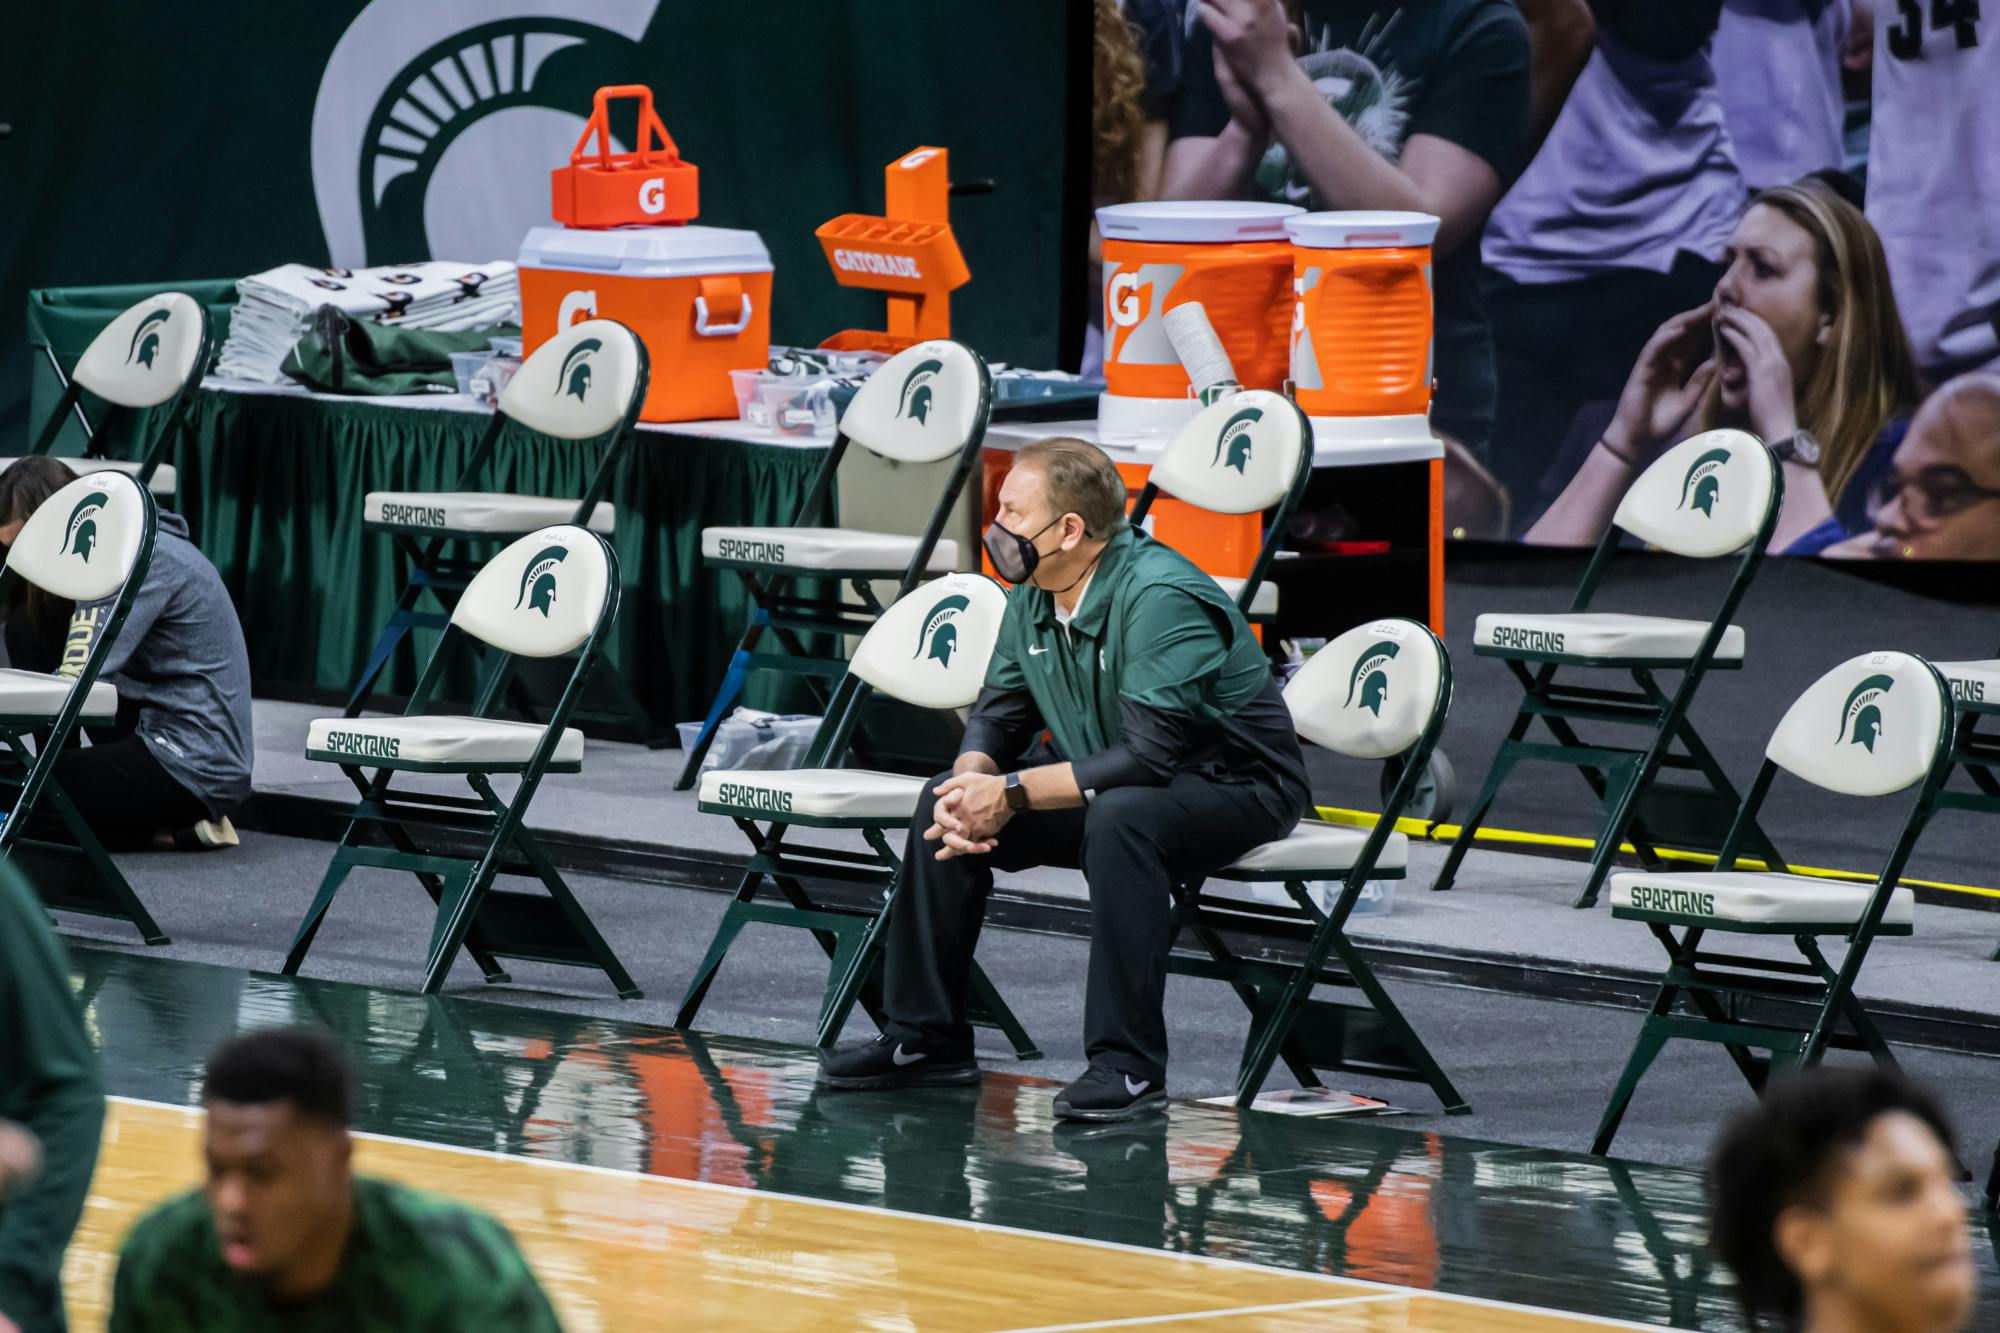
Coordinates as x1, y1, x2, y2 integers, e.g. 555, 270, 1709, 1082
1484, 253, 1725, 534
6, 618, 208, 850
882, 770, 1292, 1085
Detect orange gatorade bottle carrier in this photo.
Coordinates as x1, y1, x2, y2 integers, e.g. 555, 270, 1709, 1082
1286, 211, 1439, 446
551, 85, 700, 229
1096, 201, 1302, 439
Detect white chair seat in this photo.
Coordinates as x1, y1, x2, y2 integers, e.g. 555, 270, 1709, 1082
0, 457, 176, 497
0, 668, 117, 721
1934, 659, 2000, 709
363, 491, 615, 536
701, 526, 959, 572
1610, 870, 1914, 928
1218, 821, 1410, 877
1211, 574, 1278, 618
1474, 611, 1745, 662
304, 715, 583, 768
697, 767, 926, 821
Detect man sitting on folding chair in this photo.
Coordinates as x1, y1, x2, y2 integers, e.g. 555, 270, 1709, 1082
819, 437, 1310, 1121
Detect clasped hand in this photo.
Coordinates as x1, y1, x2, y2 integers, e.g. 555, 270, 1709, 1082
924, 773, 1012, 861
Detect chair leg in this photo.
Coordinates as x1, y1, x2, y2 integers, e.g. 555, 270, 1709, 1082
1431, 739, 1525, 892
967, 960, 1042, 1060
1329, 934, 1469, 1114
1576, 755, 1646, 909
40, 781, 168, 944
1591, 1021, 1672, 1156
674, 614, 768, 790
675, 874, 765, 1028
514, 828, 644, 999
419, 862, 489, 996
815, 873, 900, 1048
344, 571, 435, 717
283, 849, 360, 975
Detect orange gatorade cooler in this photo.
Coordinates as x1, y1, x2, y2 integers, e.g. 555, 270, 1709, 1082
1096, 201, 1301, 439
1286, 211, 1439, 446
519, 225, 772, 423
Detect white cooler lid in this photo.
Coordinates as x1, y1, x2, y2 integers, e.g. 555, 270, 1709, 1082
1096, 200, 1303, 244
518, 224, 773, 277
1286, 211, 1440, 250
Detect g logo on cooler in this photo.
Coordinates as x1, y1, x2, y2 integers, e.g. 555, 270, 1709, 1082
1107, 270, 1144, 328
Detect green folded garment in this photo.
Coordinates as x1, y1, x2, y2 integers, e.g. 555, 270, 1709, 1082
282, 306, 519, 396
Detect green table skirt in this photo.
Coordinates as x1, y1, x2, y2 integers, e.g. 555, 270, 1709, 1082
157, 388, 825, 723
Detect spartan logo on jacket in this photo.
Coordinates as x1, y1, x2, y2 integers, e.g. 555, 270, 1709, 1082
915, 593, 970, 666
898, 358, 944, 425
1212, 406, 1261, 474
515, 544, 569, 616
127, 309, 171, 370
1679, 447, 1732, 517
1837, 674, 1896, 752
557, 338, 601, 402
64, 492, 111, 562
1343, 640, 1401, 716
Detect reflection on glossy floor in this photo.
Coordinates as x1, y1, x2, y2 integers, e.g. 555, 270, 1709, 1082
61, 946, 2000, 1330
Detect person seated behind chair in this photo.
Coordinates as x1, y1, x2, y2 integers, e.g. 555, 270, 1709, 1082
109, 1028, 561, 1331
1709, 1067, 1974, 1333
1824, 373, 2000, 560
818, 438, 1310, 1122
1524, 177, 1924, 552
0, 457, 252, 850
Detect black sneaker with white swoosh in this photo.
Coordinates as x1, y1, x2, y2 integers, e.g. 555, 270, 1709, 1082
1053, 1065, 1168, 1121
816, 1033, 980, 1090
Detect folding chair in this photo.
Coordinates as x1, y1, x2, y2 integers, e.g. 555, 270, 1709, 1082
3, 291, 209, 500
344, 318, 658, 742
0, 472, 163, 940
1166, 618, 1468, 1112
1432, 429, 1786, 908
1591, 650, 1953, 1155
284, 524, 641, 998
1128, 388, 1312, 624
676, 570, 1038, 1058
1922, 657, 2000, 959
677, 338, 993, 788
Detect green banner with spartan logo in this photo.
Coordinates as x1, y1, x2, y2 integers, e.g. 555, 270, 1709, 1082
2, 1, 1083, 444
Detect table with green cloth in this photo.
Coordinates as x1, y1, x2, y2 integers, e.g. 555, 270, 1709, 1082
24, 282, 827, 726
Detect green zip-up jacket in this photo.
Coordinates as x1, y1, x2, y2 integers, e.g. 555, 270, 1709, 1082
961, 526, 1309, 821
0, 863, 104, 1333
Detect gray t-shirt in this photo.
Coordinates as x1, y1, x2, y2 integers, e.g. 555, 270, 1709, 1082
65, 511, 254, 816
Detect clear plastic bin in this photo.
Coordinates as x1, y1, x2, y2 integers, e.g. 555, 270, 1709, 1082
730, 370, 839, 437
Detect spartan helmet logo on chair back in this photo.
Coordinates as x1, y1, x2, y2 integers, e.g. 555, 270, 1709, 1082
1613, 429, 1778, 559
71, 292, 208, 410
1285, 618, 1446, 761
837, 340, 988, 464
3, 473, 152, 604
849, 572, 1008, 709
1147, 389, 1307, 516
1766, 651, 1950, 798
501, 319, 644, 441
452, 526, 613, 660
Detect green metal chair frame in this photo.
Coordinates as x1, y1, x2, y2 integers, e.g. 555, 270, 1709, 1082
1126, 389, 1314, 625
674, 340, 995, 789
285, 527, 640, 998
1927, 660, 2000, 959
676, 573, 1038, 1058
1591, 653, 1955, 1155
22, 293, 211, 494
1433, 432, 1786, 909
343, 321, 657, 744
0, 474, 162, 940
1166, 619, 1468, 1112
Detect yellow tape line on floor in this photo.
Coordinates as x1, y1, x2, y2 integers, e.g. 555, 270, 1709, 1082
1311, 805, 2000, 902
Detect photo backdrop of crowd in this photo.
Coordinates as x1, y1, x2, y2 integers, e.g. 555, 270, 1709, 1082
1090, 0, 2000, 560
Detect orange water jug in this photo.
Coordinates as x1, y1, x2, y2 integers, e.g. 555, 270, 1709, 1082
1287, 211, 1438, 446
1096, 201, 1301, 438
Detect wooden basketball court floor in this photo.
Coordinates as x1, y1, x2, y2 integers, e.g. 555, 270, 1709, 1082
58, 946, 2000, 1330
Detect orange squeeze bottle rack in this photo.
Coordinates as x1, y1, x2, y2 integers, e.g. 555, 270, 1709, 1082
814, 147, 970, 354
551, 85, 699, 229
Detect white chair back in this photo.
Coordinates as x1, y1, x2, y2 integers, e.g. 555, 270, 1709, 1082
3, 471, 153, 602
848, 572, 1009, 709
501, 319, 646, 441
71, 293, 206, 409
1284, 618, 1445, 760
1145, 389, 1307, 515
451, 526, 613, 659
837, 339, 987, 464
1766, 651, 1949, 797
1612, 429, 1777, 559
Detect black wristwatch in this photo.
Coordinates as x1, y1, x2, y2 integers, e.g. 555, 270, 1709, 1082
1004, 771, 1030, 812
1771, 429, 1822, 466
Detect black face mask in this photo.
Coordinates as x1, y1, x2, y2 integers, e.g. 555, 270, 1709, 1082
982, 516, 1061, 585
